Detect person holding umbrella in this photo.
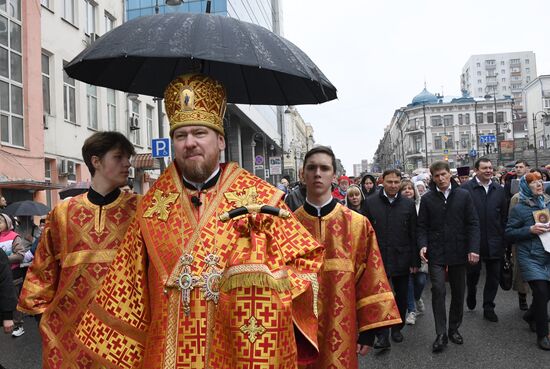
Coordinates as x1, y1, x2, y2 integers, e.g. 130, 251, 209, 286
17, 131, 139, 368
76, 74, 324, 369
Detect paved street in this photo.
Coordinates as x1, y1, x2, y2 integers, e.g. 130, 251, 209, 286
1, 275, 550, 368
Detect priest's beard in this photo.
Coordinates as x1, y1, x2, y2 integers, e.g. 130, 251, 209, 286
180, 159, 217, 183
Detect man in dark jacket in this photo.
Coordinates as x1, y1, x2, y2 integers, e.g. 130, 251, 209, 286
462, 158, 507, 322
365, 169, 418, 350
418, 161, 480, 353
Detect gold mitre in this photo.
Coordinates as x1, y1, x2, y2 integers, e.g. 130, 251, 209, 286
164, 73, 227, 135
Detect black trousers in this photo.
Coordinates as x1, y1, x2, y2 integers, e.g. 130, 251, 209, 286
429, 263, 466, 336
527, 280, 550, 338
466, 258, 501, 310
377, 274, 409, 338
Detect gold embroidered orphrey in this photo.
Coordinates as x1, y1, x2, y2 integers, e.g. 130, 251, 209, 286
143, 190, 180, 221
224, 187, 259, 207
240, 316, 266, 343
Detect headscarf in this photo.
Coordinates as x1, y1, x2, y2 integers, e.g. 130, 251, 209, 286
0, 213, 14, 233
519, 173, 545, 209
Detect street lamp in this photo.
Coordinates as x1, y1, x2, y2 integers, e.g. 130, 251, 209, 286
485, 91, 500, 166
533, 111, 550, 168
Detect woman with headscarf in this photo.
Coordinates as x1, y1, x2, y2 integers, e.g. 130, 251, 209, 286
345, 185, 365, 215
506, 172, 550, 350
360, 174, 377, 198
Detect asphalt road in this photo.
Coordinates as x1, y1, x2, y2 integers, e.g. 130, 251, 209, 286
1, 274, 549, 369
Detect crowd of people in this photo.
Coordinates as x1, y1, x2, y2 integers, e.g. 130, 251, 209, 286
1, 72, 550, 369
278, 158, 550, 353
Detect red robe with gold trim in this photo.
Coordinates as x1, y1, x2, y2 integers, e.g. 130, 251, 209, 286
294, 202, 401, 369
17, 192, 139, 369
76, 162, 323, 369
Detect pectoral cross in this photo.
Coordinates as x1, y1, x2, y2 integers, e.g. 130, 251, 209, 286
176, 254, 200, 316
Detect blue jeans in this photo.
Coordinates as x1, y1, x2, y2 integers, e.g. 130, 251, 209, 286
407, 271, 428, 313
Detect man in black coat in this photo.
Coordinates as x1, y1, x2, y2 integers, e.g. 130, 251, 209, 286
418, 161, 480, 353
461, 157, 507, 322
365, 169, 418, 350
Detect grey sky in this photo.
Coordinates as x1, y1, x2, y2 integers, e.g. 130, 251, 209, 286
282, 0, 550, 174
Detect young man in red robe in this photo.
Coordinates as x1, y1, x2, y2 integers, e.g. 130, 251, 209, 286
294, 146, 401, 369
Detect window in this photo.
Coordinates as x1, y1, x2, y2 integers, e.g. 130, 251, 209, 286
510, 58, 520, 64
42, 53, 50, 115
476, 62, 480, 67
434, 136, 442, 150
477, 79, 482, 84
502, 77, 506, 82
477, 71, 481, 76
107, 89, 116, 130
458, 114, 463, 125
544, 98, 550, 109
40, 0, 50, 8
446, 134, 454, 149
485, 60, 495, 65
63, 61, 76, 123
478, 87, 483, 93
487, 112, 494, 123
501, 69, 505, 74
526, 67, 530, 74
501, 61, 505, 65
525, 59, 530, 64
44, 159, 51, 179
63, 0, 75, 24
526, 77, 531, 83
497, 112, 505, 123
104, 12, 115, 32
129, 98, 141, 145
465, 113, 470, 124
0, 1, 24, 146
431, 116, 442, 127
85, 1, 96, 35
476, 113, 484, 123
502, 86, 507, 91
460, 134, 470, 149
414, 137, 422, 152
87, 84, 98, 129
443, 115, 453, 126
146, 105, 153, 148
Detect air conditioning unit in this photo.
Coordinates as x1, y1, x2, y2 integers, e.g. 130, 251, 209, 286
128, 167, 135, 178
129, 115, 140, 130
58, 159, 68, 176
67, 160, 76, 176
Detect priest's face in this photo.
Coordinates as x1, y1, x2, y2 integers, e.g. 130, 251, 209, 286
303, 153, 336, 200
92, 148, 132, 190
173, 125, 225, 183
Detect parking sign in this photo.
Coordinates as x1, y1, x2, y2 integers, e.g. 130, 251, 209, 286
152, 138, 170, 158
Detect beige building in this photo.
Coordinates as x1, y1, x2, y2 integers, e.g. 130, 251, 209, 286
461, 51, 537, 110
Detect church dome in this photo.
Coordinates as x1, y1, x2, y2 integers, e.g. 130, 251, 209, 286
411, 87, 438, 106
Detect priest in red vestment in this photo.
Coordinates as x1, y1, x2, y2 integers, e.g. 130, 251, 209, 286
17, 132, 139, 369
75, 73, 324, 369
293, 146, 401, 369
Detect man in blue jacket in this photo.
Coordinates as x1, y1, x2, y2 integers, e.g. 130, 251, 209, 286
462, 157, 507, 322
418, 161, 480, 353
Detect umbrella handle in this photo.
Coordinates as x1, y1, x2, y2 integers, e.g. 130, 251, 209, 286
219, 205, 290, 222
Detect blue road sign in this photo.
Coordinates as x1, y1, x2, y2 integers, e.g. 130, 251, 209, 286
443, 149, 449, 154
469, 149, 477, 158
479, 135, 496, 144
152, 138, 170, 158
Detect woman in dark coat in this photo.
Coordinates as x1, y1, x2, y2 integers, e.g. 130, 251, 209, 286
0, 249, 17, 334
506, 172, 550, 350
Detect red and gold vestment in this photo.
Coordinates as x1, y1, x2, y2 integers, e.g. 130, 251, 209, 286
17, 192, 139, 369
294, 202, 401, 369
76, 162, 323, 369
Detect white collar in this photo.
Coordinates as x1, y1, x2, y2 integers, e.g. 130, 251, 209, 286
305, 196, 334, 217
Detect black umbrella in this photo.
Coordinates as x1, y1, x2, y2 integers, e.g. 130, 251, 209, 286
2, 200, 50, 217
58, 181, 91, 200
65, 13, 336, 105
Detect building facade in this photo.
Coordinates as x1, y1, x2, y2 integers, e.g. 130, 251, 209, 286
523, 75, 550, 167
374, 88, 518, 172
461, 51, 537, 110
